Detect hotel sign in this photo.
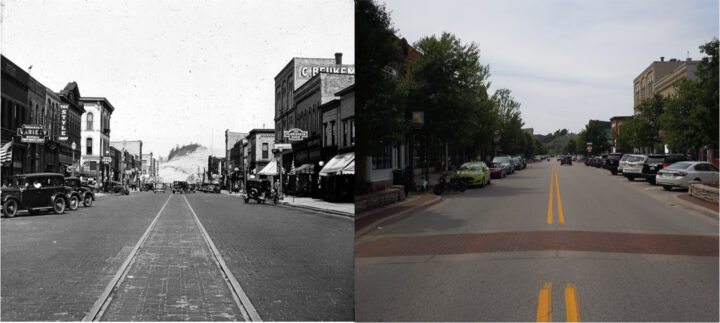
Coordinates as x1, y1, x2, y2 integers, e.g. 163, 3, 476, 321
59, 104, 69, 141
17, 124, 46, 143
284, 128, 308, 142
299, 65, 354, 78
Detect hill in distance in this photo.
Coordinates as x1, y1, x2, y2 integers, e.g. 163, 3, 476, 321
158, 143, 209, 183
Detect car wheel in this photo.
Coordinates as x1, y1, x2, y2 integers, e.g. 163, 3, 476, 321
627, 176, 635, 181
68, 196, 79, 211
648, 178, 656, 185
83, 194, 93, 207
53, 197, 66, 214
3, 199, 18, 218
662, 185, 673, 191
479, 179, 485, 188
458, 183, 466, 192
611, 170, 617, 175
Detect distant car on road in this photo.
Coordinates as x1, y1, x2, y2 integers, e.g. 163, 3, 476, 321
111, 181, 130, 195
489, 162, 507, 179
642, 154, 688, 185
622, 155, 647, 181
605, 153, 624, 175
656, 161, 718, 191
560, 155, 572, 166
153, 183, 166, 193
173, 181, 189, 193
456, 161, 491, 187
492, 156, 514, 174
511, 156, 523, 170
2, 173, 75, 217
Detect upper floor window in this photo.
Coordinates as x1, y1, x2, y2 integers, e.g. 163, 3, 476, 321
87, 113, 94, 130
262, 143, 268, 159
86, 137, 93, 155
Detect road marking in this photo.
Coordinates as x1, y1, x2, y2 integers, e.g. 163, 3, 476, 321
555, 163, 565, 224
565, 283, 581, 322
183, 195, 262, 321
537, 282, 553, 322
83, 194, 173, 321
547, 164, 555, 224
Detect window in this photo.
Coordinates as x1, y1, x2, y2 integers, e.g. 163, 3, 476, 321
372, 146, 392, 170
86, 137, 93, 155
350, 119, 355, 145
262, 143, 268, 159
87, 113, 94, 130
323, 122, 328, 146
343, 120, 348, 146
331, 121, 336, 146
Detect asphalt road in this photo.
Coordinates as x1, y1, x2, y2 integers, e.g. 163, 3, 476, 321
356, 161, 719, 322
1, 191, 353, 321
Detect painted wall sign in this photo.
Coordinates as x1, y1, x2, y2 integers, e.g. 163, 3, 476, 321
299, 65, 355, 78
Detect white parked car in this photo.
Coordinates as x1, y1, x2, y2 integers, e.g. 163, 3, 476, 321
617, 154, 632, 174
622, 155, 647, 181
656, 161, 719, 191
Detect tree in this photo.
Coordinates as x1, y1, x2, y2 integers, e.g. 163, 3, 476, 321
580, 120, 611, 154
491, 88, 524, 155
404, 32, 495, 149
355, 0, 406, 157
696, 38, 719, 149
563, 139, 577, 154
613, 117, 639, 153
533, 137, 548, 155
635, 94, 666, 152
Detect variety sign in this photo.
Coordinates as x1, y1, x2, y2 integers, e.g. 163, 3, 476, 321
17, 124, 46, 143
59, 104, 69, 141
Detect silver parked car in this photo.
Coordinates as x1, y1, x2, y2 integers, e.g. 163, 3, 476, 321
617, 154, 632, 174
622, 155, 647, 181
656, 161, 719, 191
492, 156, 514, 174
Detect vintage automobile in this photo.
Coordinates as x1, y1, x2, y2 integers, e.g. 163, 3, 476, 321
173, 181, 189, 194
153, 182, 166, 193
111, 181, 130, 195
64, 177, 96, 207
243, 178, 277, 204
188, 183, 197, 193
2, 173, 78, 217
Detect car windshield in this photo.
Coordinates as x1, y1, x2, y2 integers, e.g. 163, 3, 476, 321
493, 157, 510, 163
647, 156, 665, 163
608, 154, 623, 160
666, 162, 692, 170
459, 163, 483, 171
8, 177, 27, 187
491, 163, 503, 168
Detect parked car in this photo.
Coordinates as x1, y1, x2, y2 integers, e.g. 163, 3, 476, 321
533, 156, 542, 162
64, 177, 95, 207
492, 156, 514, 174
456, 161, 491, 187
188, 183, 197, 193
617, 154, 632, 174
489, 162, 507, 179
560, 155, 572, 166
622, 155, 647, 181
111, 181, 130, 195
605, 153, 625, 175
642, 154, 688, 185
656, 162, 719, 190
511, 156, 523, 171
173, 181, 189, 194
2, 173, 76, 217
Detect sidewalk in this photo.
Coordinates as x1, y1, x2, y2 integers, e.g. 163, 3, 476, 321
222, 190, 353, 217
355, 192, 442, 237
676, 193, 719, 220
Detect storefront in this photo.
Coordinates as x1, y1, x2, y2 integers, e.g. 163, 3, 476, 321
318, 152, 354, 202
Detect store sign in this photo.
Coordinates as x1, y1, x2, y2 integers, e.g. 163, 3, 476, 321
102, 157, 112, 163
17, 124, 46, 143
299, 65, 354, 78
59, 104, 69, 141
284, 128, 308, 142
411, 111, 425, 129
274, 143, 292, 152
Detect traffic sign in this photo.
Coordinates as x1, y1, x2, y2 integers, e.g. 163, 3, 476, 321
586, 142, 592, 146
587, 146, 592, 152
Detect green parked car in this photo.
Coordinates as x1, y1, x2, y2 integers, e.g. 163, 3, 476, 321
456, 161, 491, 187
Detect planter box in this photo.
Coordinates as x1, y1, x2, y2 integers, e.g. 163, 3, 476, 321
355, 185, 406, 215
689, 182, 719, 204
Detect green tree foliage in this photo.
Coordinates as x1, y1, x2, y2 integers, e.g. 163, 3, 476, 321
168, 143, 202, 161
355, 0, 406, 156
562, 139, 577, 154
579, 120, 611, 155
634, 93, 666, 152
403, 32, 495, 147
534, 137, 549, 155
491, 88, 524, 155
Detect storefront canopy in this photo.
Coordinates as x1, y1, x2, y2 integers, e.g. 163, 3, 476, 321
319, 152, 354, 176
258, 159, 279, 176
293, 163, 315, 174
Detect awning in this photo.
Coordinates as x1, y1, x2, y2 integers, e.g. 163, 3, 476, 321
293, 163, 314, 174
319, 152, 354, 176
258, 159, 279, 176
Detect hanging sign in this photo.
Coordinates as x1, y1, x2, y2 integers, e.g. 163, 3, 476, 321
284, 128, 308, 142
59, 104, 69, 141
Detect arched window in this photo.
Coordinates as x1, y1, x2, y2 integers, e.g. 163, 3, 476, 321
87, 113, 94, 130
86, 137, 93, 155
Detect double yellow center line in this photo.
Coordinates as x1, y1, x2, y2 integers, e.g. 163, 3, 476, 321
547, 162, 565, 224
537, 282, 581, 322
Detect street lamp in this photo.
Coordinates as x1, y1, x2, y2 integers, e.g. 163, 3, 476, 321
71, 141, 76, 177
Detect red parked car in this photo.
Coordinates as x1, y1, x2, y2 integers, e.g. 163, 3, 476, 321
490, 162, 507, 179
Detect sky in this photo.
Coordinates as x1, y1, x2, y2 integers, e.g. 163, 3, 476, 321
381, 0, 719, 135
1, 0, 354, 158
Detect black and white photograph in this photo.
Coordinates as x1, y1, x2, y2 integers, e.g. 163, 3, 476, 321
1, 0, 354, 321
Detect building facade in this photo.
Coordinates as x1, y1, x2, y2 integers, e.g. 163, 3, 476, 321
225, 129, 247, 188
80, 97, 114, 185
633, 57, 699, 111
57, 82, 84, 172
246, 129, 275, 176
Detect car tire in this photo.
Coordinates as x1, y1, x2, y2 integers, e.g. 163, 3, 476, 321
3, 199, 18, 218
53, 197, 66, 214
662, 185, 673, 191
68, 196, 79, 211
611, 170, 618, 175
83, 194, 93, 207
648, 178, 656, 185
458, 183, 466, 192
627, 175, 635, 181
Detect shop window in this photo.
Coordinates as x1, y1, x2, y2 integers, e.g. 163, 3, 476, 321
86, 137, 93, 155
372, 146, 392, 170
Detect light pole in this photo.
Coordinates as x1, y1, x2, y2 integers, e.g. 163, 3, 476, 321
71, 141, 76, 177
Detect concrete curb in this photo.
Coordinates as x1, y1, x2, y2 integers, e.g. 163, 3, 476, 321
355, 194, 443, 238
275, 201, 354, 219
672, 194, 719, 220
